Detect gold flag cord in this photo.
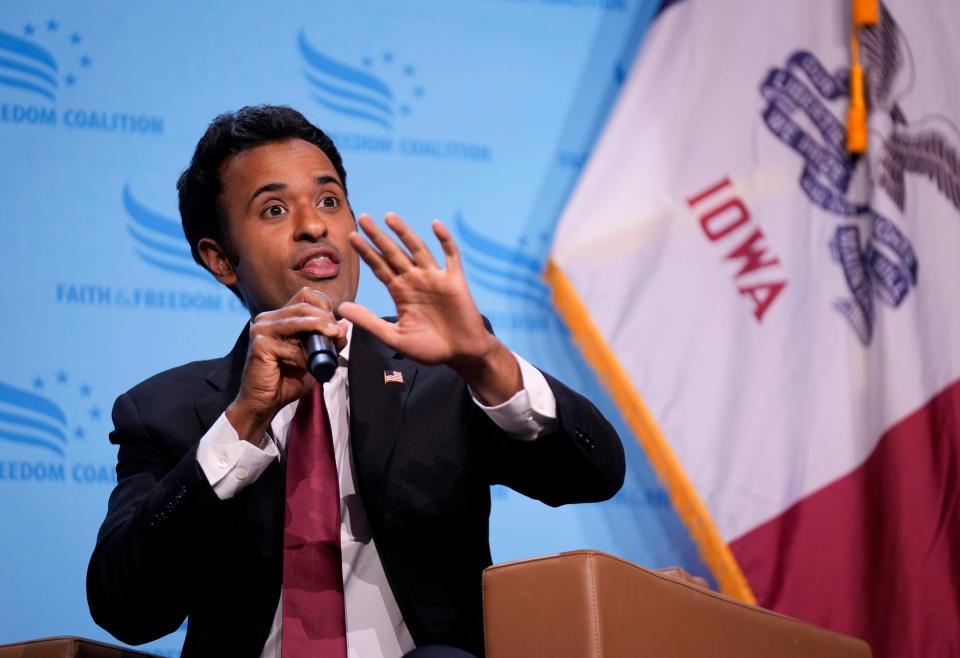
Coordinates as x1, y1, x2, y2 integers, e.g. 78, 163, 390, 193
544, 259, 757, 603
848, 0, 879, 153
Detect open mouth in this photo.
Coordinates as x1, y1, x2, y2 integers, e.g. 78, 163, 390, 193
296, 248, 340, 279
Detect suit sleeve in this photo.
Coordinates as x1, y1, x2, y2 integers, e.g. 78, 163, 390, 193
86, 391, 223, 645
483, 369, 625, 507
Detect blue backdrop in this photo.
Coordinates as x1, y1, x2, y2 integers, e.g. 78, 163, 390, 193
0, 1, 705, 654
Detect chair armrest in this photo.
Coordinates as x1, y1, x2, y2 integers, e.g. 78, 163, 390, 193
0, 636, 159, 658
483, 550, 871, 658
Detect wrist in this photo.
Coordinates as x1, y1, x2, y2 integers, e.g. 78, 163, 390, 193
225, 398, 273, 444
449, 332, 499, 378
453, 337, 522, 406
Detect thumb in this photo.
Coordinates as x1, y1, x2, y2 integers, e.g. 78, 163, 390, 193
334, 318, 350, 352
338, 302, 398, 348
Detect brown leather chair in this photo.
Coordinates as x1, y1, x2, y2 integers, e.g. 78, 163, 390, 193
0, 637, 157, 658
482, 550, 872, 658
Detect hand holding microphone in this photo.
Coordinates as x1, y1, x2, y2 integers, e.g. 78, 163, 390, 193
227, 287, 345, 443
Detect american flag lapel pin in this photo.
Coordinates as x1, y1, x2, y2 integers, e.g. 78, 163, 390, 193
383, 369, 404, 384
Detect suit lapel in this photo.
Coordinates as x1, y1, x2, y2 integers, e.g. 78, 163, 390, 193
348, 324, 420, 506
194, 324, 250, 431
193, 325, 281, 563
346, 324, 434, 645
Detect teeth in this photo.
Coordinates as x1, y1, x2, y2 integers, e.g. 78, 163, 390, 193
309, 255, 331, 262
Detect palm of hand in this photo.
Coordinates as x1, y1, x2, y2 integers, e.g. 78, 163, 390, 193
386, 267, 489, 365
339, 214, 493, 366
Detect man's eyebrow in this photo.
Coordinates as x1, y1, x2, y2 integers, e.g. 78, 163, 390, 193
248, 182, 286, 206
316, 175, 343, 189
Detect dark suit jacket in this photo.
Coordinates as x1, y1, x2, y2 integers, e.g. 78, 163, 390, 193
86, 323, 624, 657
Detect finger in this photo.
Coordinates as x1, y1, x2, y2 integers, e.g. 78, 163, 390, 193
272, 338, 309, 368
337, 302, 400, 349
358, 214, 415, 274
257, 300, 336, 323
333, 318, 350, 352
432, 220, 462, 275
385, 212, 438, 268
249, 333, 307, 368
252, 313, 343, 340
288, 286, 335, 312
349, 230, 396, 285
254, 304, 339, 335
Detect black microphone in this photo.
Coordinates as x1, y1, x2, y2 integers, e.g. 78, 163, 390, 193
303, 333, 338, 383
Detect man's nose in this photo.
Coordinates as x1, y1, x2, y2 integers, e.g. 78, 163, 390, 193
293, 203, 329, 241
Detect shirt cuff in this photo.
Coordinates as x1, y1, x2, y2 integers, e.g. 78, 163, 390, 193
470, 353, 558, 441
196, 412, 279, 500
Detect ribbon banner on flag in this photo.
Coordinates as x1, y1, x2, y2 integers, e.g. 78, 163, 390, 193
547, 0, 960, 655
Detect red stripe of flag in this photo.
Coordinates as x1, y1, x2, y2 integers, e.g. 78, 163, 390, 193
729, 378, 960, 657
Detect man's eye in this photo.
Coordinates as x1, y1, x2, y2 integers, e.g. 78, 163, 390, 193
264, 205, 285, 217
318, 196, 339, 208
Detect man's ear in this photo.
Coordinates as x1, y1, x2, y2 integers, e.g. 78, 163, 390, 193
197, 237, 238, 286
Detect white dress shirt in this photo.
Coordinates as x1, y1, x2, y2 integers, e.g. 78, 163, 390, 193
196, 323, 558, 658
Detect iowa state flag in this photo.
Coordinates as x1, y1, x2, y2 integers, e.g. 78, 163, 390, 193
547, 1, 960, 655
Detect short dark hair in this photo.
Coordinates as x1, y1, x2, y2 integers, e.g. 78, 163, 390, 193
177, 105, 347, 274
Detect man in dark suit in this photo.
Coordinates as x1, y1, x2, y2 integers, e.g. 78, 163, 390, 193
87, 106, 624, 658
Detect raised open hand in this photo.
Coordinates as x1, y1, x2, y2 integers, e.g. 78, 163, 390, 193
338, 213, 521, 404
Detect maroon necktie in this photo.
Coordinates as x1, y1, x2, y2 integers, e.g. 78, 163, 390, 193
282, 384, 347, 657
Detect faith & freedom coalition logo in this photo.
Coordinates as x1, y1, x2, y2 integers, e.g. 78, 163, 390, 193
300, 30, 423, 132
298, 31, 492, 162
760, 3, 960, 344
0, 18, 163, 134
122, 185, 217, 287
0, 371, 115, 485
54, 185, 247, 314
